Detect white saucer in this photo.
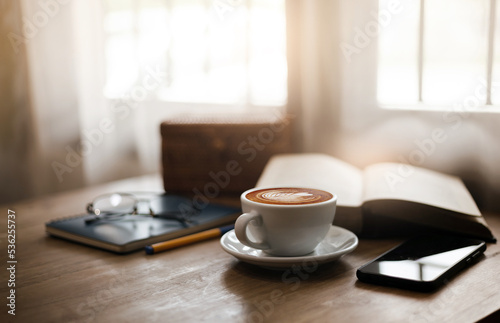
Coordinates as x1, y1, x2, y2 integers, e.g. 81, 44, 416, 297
220, 226, 358, 269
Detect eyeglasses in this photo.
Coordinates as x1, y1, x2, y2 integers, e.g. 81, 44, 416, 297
85, 192, 199, 224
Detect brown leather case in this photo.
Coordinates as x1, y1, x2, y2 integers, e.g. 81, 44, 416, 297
160, 114, 292, 197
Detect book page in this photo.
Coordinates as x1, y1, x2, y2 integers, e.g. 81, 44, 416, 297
362, 163, 481, 216
257, 154, 363, 208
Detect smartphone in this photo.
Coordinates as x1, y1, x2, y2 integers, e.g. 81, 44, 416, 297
356, 235, 486, 292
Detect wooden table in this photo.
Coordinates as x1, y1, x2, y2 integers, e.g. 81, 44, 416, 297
1, 175, 499, 323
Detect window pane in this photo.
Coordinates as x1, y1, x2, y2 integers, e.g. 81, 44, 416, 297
422, 0, 488, 105
103, 0, 286, 106
377, 0, 420, 105
249, 0, 287, 105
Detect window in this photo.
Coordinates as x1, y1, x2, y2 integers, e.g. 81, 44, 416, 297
377, 0, 500, 109
102, 0, 287, 107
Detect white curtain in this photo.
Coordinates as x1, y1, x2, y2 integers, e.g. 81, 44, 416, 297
23, 0, 149, 192
1, 0, 286, 203
0, 1, 42, 203
286, 0, 343, 154
0, 0, 175, 204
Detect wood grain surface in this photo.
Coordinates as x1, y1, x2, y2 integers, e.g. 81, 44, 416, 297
1, 175, 499, 323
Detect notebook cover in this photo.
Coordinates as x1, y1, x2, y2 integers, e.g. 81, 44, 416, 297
46, 202, 241, 253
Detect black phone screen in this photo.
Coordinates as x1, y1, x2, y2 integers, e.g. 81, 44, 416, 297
356, 235, 486, 291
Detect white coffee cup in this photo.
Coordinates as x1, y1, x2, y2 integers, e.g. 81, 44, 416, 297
235, 187, 337, 256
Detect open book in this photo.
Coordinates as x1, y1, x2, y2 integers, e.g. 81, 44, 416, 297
257, 153, 495, 242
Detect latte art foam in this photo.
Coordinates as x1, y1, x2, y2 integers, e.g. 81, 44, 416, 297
246, 188, 333, 205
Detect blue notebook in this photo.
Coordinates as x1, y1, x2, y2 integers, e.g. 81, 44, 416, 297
46, 200, 240, 253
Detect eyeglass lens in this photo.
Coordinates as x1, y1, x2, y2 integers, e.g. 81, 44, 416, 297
93, 193, 136, 215
149, 195, 197, 217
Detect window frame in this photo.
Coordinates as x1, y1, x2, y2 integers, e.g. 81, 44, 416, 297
376, 0, 500, 113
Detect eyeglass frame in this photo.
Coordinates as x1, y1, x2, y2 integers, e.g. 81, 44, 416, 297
85, 192, 199, 224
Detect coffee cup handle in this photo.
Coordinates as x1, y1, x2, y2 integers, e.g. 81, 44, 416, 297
234, 210, 270, 250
